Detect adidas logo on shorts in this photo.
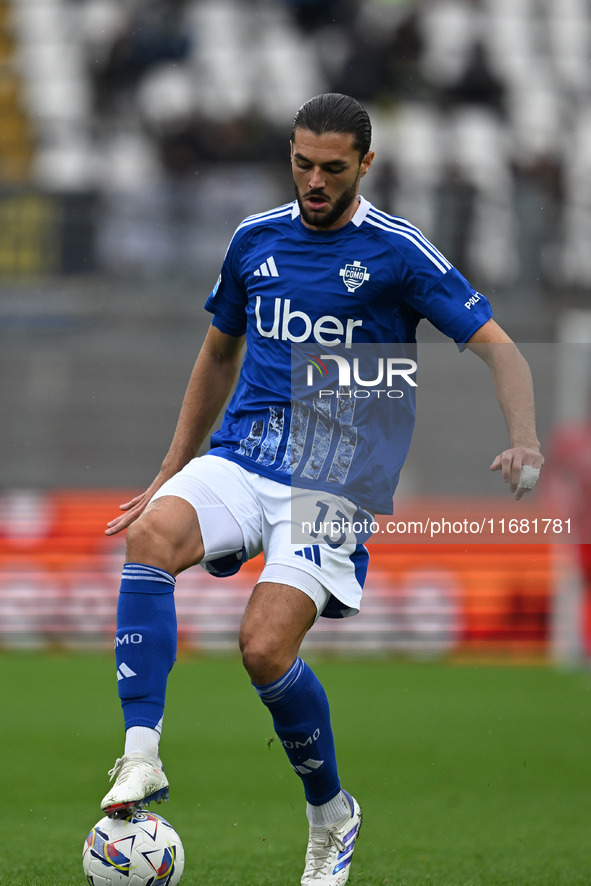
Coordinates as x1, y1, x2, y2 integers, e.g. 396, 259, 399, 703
294, 545, 321, 566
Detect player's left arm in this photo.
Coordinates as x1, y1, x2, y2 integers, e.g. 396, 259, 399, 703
466, 318, 544, 500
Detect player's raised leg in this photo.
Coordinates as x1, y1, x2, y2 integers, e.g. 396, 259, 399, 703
239, 582, 362, 885
101, 496, 204, 816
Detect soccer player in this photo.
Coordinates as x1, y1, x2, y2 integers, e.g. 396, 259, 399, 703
100, 93, 543, 885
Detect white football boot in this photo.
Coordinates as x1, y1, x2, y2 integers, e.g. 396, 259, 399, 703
301, 791, 362, 885
101, 751, 169, 817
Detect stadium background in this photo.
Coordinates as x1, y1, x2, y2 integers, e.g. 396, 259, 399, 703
1, 0, 590, 662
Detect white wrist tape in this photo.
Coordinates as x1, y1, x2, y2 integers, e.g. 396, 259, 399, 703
517, 465, 541, 490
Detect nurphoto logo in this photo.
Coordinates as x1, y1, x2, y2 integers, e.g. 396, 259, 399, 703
305, 352, 417, 399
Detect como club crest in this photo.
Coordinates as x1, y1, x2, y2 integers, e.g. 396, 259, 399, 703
339, 260, 370, 293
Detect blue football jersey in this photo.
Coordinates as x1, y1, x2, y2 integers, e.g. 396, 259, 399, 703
203, 196, 492, 513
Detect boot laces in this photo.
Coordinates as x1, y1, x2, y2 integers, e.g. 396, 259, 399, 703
107, 756, 136, 783
306, 827, 347, 875
107, 757, 124, 782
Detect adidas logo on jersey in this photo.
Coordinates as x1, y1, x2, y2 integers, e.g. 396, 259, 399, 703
254, 256, 279, 277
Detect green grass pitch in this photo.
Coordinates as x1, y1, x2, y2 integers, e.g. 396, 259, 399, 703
2, 651, 591, 885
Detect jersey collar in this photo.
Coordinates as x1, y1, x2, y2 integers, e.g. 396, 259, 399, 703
351, 195, 370, 226
291, 195, 370, 228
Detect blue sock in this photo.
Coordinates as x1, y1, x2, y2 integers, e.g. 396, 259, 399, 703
115, 563, 177, 733
253, 658, 341, 806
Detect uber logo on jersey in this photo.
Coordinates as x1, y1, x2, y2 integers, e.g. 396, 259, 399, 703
255, 296, 362, 348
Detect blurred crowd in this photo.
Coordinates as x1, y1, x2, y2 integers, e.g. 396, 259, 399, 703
16, 0, 591, 293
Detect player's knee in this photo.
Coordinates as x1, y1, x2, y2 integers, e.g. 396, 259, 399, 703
239, 629, 290, 685
125, 501, 202, 574
126, 512, 169, 566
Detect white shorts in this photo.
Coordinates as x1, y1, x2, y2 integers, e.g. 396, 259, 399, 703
150, 454, 370, 618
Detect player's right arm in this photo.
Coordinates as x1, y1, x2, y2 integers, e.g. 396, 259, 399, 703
466, 318, 543, 499
105, 324, 245, 535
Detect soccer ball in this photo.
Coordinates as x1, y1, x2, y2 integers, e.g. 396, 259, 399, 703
82, 810, 185, 885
